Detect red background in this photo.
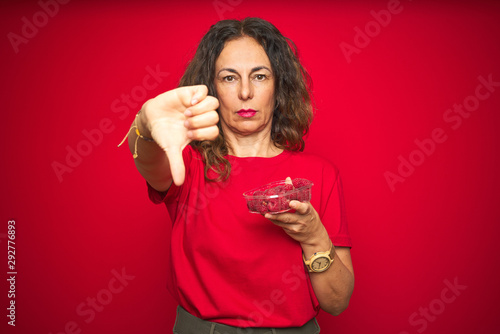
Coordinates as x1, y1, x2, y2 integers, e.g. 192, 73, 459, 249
2, 0, 500, 333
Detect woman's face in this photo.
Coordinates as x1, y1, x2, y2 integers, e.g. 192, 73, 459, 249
214, 36, 275, 137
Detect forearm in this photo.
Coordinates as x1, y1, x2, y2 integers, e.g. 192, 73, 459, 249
302, 238, 354, 316
127, 110, 173, 191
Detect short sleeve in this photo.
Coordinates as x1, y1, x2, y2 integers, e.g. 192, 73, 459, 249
146, 145, 197, 205
319, 164, 352, 248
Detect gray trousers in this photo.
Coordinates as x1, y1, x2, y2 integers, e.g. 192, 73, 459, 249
173, 306, 320, 334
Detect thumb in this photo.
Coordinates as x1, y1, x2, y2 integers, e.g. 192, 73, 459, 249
189, 85, 209, 106
290, 200, 310, 215
165, 148, 185, 186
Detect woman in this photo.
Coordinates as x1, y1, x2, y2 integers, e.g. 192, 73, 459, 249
122, 17, 354, 333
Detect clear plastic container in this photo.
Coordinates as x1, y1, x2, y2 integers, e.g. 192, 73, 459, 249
243, 178, 313, 214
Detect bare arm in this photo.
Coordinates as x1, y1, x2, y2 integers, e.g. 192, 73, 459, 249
302, 237, 354, 315
266, 201, 354, 315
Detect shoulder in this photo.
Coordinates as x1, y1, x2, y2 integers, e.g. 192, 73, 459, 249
287, 150, 340, 175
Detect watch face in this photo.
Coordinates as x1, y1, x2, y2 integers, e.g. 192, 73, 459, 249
311, 256, 330, 272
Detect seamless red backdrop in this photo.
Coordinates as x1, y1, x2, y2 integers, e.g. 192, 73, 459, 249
1, 0, 500, 333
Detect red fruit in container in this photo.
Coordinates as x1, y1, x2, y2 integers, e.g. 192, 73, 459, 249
246, 197, 258, 212
264, 187, 278, 196
292, 178, 309, 188
251, 190, 267, 214
282, 184, 296, 201
279, 196, 291, 210
297, 189, 311, 202
263, 187, 279, 212
272, 185, 285, 194
267, 198, 280, 212
243, 177, 313, 214
293, 178, 312, 202
257, 202, 268, 213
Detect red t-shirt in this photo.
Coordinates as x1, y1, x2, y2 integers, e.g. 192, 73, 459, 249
148, 145, 352, 327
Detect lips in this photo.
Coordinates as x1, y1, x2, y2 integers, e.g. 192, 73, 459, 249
237, 109, 257, 118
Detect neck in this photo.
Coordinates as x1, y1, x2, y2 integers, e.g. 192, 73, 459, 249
223, 127, 283, 158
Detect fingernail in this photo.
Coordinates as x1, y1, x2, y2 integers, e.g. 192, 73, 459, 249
191, 98, 198, 105
184, 120, 190, 128
184, 109, 192, 117
186, 131, 193, 138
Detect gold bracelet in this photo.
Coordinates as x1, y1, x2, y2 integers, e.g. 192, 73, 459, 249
117, 111, 155, 159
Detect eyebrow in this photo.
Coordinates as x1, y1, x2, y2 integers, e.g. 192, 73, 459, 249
217, 66, 272, 76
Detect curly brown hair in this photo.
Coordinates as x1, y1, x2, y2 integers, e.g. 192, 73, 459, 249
179, 17, 314, 182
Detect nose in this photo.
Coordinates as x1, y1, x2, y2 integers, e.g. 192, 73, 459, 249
238, 77, 254, 101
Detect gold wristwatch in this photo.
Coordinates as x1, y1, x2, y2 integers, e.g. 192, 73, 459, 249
303, 241, 334, 273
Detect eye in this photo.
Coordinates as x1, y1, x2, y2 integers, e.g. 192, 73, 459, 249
254, 74, 267, 81
223, 75, 236, 82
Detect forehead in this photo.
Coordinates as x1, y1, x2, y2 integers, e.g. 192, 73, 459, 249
216, 36, 271, 70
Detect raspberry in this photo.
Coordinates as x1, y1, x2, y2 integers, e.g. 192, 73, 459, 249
274, 184, 292, 210
263, 188, 277, 212
257, 202, 268, 213
267, 198, 280, 212
246, 200, 256, 212
281, 184, 296, 201
279, 196, 291, 211
283, 184, 297, 200
252, 190, 267, 214
253, 190, 264, 197
273, 185, 285, 195
297, 188, 311, 202
292, 178, 309, 188
264, 187, 278, 196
